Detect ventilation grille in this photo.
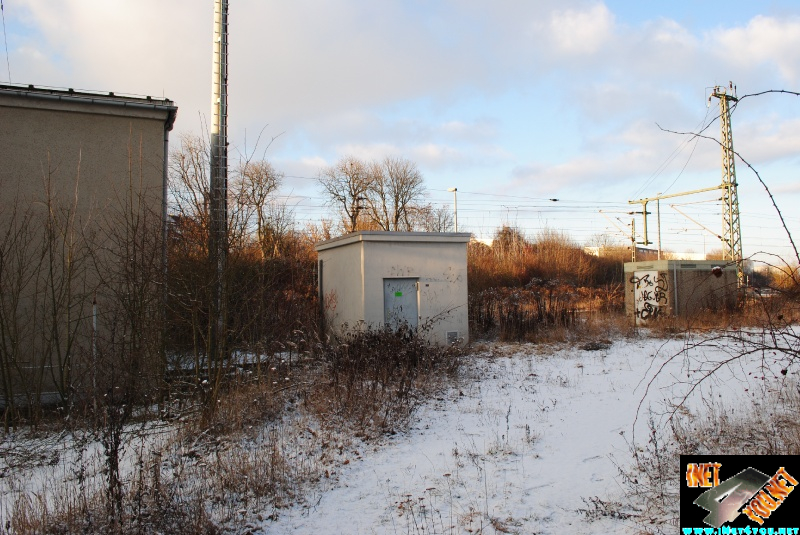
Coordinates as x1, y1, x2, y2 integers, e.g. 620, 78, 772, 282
446, 331, 459, 345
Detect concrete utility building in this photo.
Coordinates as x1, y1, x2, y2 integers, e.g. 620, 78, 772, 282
315, 231, 471, 346
624, 260, 738, 324
0, 84, 177, 410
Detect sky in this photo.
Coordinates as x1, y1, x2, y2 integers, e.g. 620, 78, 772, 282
2, 0, 800, 263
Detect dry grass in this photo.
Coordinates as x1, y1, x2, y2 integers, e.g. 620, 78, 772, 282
640, 290, 800, 338
1, 326, 464, 534
305, 325, 464, 436
470, 281, 625, 343
608, 381, 800, 534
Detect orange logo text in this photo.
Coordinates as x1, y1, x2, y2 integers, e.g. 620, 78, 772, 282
686, 463, 721, 488
741, 467, 798, 525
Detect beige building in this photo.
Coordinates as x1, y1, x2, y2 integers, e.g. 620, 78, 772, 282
624, 260, 738, 324
316, 231, 470, 346
1, 83, 176, 218
0, 84, 177, 411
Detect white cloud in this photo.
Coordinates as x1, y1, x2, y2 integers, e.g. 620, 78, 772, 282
710, 15, 800, 84
547, 3, 615, 56
5, 0, 800, 244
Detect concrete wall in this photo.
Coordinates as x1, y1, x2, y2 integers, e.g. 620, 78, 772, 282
317, 241, 366, 331
624, 260, 738, 323
1, 86, 175, 213
316, 232, 470, 345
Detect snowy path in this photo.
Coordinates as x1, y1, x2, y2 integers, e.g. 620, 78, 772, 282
263, 336, 742, 534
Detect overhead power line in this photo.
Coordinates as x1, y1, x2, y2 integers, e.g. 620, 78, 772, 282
1, 0, 11, 82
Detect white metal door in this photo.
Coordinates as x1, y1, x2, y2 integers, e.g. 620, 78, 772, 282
383, 278, 418, 330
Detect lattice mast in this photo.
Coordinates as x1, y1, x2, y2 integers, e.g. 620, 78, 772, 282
209, 0, 229, 367
711, 84, 743, 287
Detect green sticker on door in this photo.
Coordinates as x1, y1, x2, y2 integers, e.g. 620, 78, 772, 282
395, 291, 403, 297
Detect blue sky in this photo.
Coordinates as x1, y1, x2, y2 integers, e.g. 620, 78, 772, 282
2, 0, 800, 263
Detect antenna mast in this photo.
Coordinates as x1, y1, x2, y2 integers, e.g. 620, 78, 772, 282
209, 0, 229, 368
711, 83, 743, 287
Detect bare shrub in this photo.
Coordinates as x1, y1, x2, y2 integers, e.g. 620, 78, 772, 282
306, 326, 463, 435
470, 280, 624, 342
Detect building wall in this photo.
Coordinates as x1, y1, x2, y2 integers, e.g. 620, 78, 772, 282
317, 242, 366, 332
362, 240, 468, 346
316, 232, 470, 346
0, 92, 171, 212
0, 86, 176, 409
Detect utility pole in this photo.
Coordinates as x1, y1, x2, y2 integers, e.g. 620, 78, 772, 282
448, 187, 458, 232
209, 0, 229, 373
711, 83, 744, 287
629, 186, 723, 256
656, 195, 662, 260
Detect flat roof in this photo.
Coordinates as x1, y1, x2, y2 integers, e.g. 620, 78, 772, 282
623, 259, 738, 272
0, 83, 174, 105
0, 83, 177, 130
315, 231, 472, 252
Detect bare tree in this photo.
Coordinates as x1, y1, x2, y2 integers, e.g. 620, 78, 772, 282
0, 192, 47, 428
169, 134, 211, 236
318, 157, 374, 233
414, 204, 454, 233
233, 160, 285, 258
364, 157, 426, 232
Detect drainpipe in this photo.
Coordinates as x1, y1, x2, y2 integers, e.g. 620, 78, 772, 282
161, 108, 176, 395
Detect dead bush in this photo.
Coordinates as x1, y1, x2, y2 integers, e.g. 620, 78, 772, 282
470, 281, 625, 342
306, 325, 463, 435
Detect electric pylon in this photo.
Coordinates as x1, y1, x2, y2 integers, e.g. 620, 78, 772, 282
711, 84, 743, 287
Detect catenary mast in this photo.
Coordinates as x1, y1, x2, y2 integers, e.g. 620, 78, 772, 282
712, 83, 743, 287
209, 0, 229, 370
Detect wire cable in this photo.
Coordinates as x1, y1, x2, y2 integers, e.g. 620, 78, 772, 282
1, 0, 11, 81
631, 105, 713, 199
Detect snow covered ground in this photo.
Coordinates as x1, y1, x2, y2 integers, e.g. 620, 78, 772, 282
257, 334, 778, 534
3, 333, 788, 534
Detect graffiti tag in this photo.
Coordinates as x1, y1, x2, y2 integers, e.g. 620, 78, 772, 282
631, 271, 669, 322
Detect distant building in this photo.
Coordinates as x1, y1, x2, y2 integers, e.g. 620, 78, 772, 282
583, 245, 659, 261
0, 83, 177, 410
315, 231, 470, 346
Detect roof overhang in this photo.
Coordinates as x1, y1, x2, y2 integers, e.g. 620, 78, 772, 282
315, 231, 472, 252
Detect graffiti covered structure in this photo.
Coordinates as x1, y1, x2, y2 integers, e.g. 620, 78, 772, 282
624, 260, 738, 323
